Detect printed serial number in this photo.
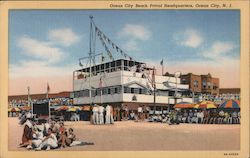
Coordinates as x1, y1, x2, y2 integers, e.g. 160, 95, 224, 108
224, 153, 239, 156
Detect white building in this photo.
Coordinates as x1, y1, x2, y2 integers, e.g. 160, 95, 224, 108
73, 59, 193, 110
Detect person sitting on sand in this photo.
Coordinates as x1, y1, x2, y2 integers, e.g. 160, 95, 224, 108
35, 128, 58, 151
57, 122, 67, 148
19, 118, 34, 147
61, 128, 76, 147
26, 126, 44, 150
50, 121, 59, 137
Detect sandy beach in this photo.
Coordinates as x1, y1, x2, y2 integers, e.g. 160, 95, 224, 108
8, 117, 240, 151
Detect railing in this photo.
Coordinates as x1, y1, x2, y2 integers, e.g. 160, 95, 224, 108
75, 65, 152, 80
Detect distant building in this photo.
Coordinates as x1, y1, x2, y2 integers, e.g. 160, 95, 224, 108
219, 88, 240, 94
8, 91, 71, 102
180, 73, 219, 95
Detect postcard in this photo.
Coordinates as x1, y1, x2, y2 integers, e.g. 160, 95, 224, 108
0, 1, 249, 158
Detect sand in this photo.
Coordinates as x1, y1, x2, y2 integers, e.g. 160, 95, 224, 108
8, 117, 240, 151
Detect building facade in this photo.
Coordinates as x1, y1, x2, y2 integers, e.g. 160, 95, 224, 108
180, 73, 219, 95
73, 59, 192, 109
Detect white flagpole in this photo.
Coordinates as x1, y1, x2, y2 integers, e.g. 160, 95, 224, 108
161, 59, 164, 76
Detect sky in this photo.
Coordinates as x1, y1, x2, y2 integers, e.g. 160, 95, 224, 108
9, 10, 240, 95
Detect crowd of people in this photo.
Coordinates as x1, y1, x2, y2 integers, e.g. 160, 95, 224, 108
18, 112, 93, 151
147, 109, 240, 125
91, 104, 114, 125
90, 103, 240, 125
199, 93, 240, 102
9, 98, 73, 107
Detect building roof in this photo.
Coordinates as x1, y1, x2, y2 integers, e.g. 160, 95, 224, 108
8, 91, 71, 101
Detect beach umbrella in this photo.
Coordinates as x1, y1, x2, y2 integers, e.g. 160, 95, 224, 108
56, 105, 69, 111
50, 105, 61, 110
193, 101, 217, 109
8, 107, 21, 112
82, 106, 91, 111
174, 102, 194, 108
219, 100, 240, 108
8, 107, 12, 112
20, 106, 31, 111
67, 106, 81, 112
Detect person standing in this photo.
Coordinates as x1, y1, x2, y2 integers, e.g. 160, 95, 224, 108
200, 110, 204, 124
124, 105, 129, 120
117, 106, 121, 121
192, 110, 198, 123
105, 105, 111, 124
182, 110, 188, 123
218, 110, 225, 124
92, 104, 99, 125
110, 105, 114, 124
232, 111, 238, 124
188, 110, 193, 123
137, 106, 143, 121
98, 105, 105, 124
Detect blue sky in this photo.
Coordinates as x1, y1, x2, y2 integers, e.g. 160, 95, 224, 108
9, 10, 240, 94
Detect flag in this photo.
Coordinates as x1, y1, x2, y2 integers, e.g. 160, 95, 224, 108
46, 83, 50, 99
116, 46, 119, 52
103, 34, 107, 40
101, 55, 105, 62
160, 59, 163, 65
107, 38, 111, 44
47, 83, 50, 93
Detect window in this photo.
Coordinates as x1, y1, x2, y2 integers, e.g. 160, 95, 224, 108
114, 87, 118, 93
194, 80, 198, 88
117, 86, 122, 94
124, 87, 131, 93
131, 88, 135, 94
74, 91, 80, 98
141, 88, 147, 94
103, 88, 108, 95
139, 88, 142, 94
110, 87, 115, 94
134, 88, 139, 94
207, 82, 211, 89
79, 91, 84, 97
202, 80, 206, 88
97, 89, 101, 96
83, 90, 89, 97
91, 89, 96, 96
108, 88, 111, 94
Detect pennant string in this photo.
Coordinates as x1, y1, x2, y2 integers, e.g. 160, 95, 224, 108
96, 26, 132, 61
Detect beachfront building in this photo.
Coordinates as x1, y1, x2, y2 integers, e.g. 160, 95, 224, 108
72, 59, 193, 110
180, 73, 220, 95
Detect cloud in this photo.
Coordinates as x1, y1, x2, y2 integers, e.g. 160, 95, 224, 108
48, 28, 80, 47
9, 61, 77, 78
201, 41, 235, 59
17, 35, 65, 63
123, 39, 138, 51
118, 24, 151, 40
173, 29, 203, 48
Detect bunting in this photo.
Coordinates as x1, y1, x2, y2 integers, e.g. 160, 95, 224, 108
95, 26, 133, 62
